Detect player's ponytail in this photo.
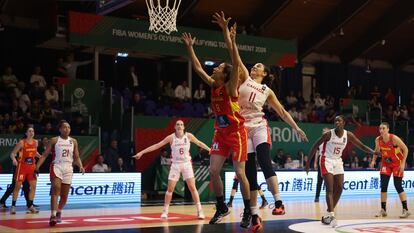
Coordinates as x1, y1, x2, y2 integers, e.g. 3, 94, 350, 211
262, 64, 275, 87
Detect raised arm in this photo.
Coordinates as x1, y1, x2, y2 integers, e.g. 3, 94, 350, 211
10, 140, 23, 166
226, 24, 240, 97
306, 132, 330, 174
132, 135, 173, 159
187, 133, 211, 152
212, 12, 249, 83
36, 137, 57, 170
182, 32, 215, 87
267, 89, 308, 141
73, 139, 85, 174
348, 132, 376, 154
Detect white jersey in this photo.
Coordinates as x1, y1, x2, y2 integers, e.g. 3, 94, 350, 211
170, 133, 191, 163
239, 77, 271, 128
321, 129, 348, 159
52, 136, 75, 164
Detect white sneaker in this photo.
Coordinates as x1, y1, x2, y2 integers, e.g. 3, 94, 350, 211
321, 215, 331, 225
399, 209, 411, 218
197, 210, 205, 219
330, 216, 337, 228
375, 209, 387, 217
160, 210, 168, 219
10, 206, 16, 215
26, 205, 39, 214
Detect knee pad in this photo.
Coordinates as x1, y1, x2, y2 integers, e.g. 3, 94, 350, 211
394, 176, 404, 194
256, 143, 276, 179
380, 174, 391, 193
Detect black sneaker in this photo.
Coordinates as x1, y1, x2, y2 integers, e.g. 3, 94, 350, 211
209, 205, 230, 224
0, 202, 8, 209
49, 215, 57, 226
240, 208, 252, 228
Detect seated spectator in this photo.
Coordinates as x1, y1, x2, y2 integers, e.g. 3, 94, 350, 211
350, 156, 361, 169
384, 88, 396, 106
92, 155, 110, 172
18, 90, 31, 113
112, 157, 127, 172
71, 115, 88, 135
174, 81, 191, 101
370, 85, 381, 100
30, 66, 47, 89
55, 57, 67, 78
369, 96, 382, 110
13, 81, 26, 99
286, 91, 298, 107
1, 66, 18, 89
296, 91, 306, 109
362, 154, 371, 168
314, 93, 326, 110
385, 105, 394, 120
400, 105, 410, 120
131, 92, 145, 115
325, 109, 336, 123
163, 81, 174, 98
307, 109, 319, 123
194, 83, 206, 102
104, 139, 120, 169
45, 85, 59, 105
160, 148, 171, 165
284, 155, 298, 169
30, 81, 45, 100
273, 149, 286, 168
42, 122, 55, 134
325, 95, 334, 109
288, 106, 300, 121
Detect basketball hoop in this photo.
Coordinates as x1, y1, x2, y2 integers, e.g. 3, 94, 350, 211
145, 0, 182, 34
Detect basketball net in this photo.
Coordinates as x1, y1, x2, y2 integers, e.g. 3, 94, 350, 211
145, 0, 182, 34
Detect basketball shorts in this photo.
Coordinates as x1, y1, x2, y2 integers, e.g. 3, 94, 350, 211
210, 127, 247, 162
50, 163, 74, 184
14, 164, 36, 182
320, 156, 344, 176
168, 161, 194, 181
380, 163, 403, 177
246, 124, 271, 153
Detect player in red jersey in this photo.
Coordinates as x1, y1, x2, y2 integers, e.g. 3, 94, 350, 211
9, 127, 40, 215
371, 122, 410, 218
182, 26, 252, 227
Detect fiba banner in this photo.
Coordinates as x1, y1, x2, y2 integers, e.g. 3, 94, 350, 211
0, 173, 141, 206
62, 79, 102, 124
68, 11, 296, 67
225, 171, 414, 200
0, 134, 99, 172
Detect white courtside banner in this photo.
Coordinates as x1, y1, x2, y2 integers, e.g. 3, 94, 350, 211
0, 173, 141, 205
225, 171, 414, 200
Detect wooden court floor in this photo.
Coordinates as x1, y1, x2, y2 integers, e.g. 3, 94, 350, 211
0, 195, 413, 233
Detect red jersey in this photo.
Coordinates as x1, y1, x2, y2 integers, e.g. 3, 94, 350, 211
378, 134, 403, 166
211, 85, 245, 131
18, 139, 37, 166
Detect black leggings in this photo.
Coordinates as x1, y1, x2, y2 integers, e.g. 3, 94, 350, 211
245, 143, 276, 191
380, 174, 404, 193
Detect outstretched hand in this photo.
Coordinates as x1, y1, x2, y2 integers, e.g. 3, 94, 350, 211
212, 11, 231, 30
181, 32, 196, 47
132, 152, 143, 160
229, 23, 237, 41
296, 128, 309, 142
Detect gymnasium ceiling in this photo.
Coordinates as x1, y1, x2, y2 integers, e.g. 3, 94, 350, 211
4, 0, 414, 68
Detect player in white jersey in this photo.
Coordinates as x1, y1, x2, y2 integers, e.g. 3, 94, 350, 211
213, 12, 308, 229
133, 120, 210, 220
36, 120, 85, 226
306, 116, 378, 227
